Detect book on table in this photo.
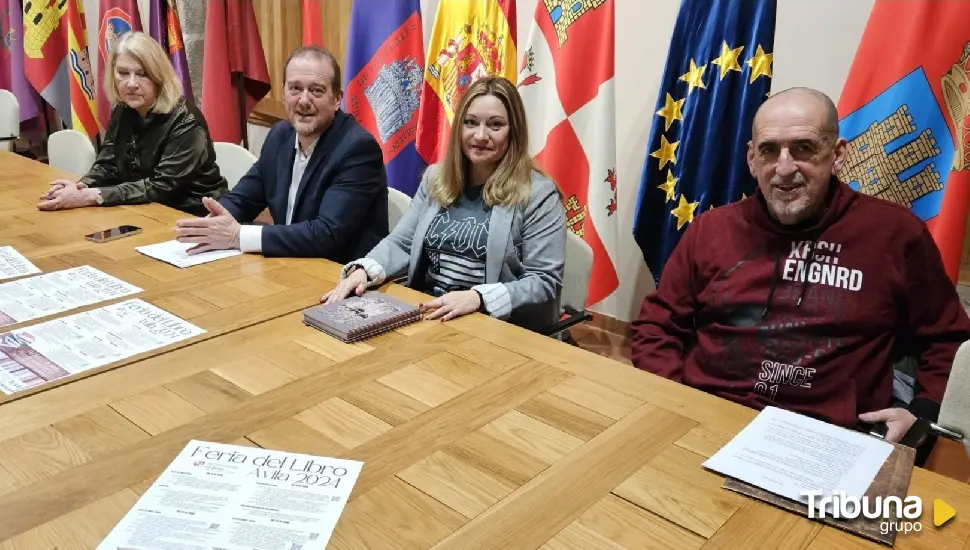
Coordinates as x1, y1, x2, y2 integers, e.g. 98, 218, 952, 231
302, 291, 422, 343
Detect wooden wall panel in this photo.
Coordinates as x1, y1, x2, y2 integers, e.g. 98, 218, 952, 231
322, 0, 354, 71
250, 0, 301, 123
250, 0, 353, 126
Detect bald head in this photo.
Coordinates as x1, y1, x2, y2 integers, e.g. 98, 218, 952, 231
753, 87, 840, 143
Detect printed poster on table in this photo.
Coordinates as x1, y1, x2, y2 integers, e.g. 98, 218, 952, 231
0, 246, 41, 281
98, 440, 364, 550
0, 265, 142, 328
0, 299, 205, 394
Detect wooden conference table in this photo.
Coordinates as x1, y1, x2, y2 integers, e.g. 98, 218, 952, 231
0, 152, 342, 401
0, 152, 968, 549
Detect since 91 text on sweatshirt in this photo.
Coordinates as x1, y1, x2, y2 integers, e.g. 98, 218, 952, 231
631, 178, 970, 428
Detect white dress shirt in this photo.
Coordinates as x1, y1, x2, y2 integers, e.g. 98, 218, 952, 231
238, 134, 319, 253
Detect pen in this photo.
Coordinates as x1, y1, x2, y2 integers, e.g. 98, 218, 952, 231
867, 421, 965, 444
928, 422, 964, 441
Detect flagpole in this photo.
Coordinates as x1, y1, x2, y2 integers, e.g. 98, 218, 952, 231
236, 72, 249, 150
42, 105, 51, 138
31, 87, 48, 138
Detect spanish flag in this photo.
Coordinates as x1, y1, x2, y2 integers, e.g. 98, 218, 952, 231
415, 0, 517, 165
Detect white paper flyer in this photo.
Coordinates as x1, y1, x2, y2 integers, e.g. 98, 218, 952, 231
98, 440, 364, 550
0, 265, 142, 328
0, 299, 205, 394
0, 246, 41, 281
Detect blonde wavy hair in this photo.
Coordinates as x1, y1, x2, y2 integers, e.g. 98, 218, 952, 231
429, 76, 542, 208
103, 31, 183, 114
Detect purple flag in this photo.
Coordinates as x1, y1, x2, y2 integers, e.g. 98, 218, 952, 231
0, 0, 43, 122
148, 0, 193, 104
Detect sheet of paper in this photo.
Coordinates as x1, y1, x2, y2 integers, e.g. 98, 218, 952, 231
0, 299, 205, 394
98, 440, 364, 550
702, 406, 893, 513
0, 265, 142, 328
136, 239, 243, 268
0, 246, 41, 281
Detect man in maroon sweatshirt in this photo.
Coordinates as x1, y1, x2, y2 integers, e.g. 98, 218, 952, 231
631, 87, 970, 446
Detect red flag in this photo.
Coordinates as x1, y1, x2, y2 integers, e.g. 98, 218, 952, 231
201, 0, 271, 144
838, 0, 970, 283
301, 0, 323, 47
97, 0, 142, 129
519, 0, 618, 306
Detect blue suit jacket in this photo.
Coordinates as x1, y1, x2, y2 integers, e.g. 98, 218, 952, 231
219, 110, 389, 262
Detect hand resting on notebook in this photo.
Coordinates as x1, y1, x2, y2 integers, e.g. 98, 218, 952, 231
320, 267, 482, 322
321, 267, 369, 305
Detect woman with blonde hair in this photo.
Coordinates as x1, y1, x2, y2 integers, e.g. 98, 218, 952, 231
39, 31, 227, 216
322, 75, 567, 334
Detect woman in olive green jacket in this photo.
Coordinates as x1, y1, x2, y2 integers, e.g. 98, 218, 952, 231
38, 32, 227, 216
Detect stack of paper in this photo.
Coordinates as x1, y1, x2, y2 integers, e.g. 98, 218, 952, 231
136, 240, 243, 268
703, 406, 894, 514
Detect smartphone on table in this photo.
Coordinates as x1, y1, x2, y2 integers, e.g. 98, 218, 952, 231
85, 225, 143, 243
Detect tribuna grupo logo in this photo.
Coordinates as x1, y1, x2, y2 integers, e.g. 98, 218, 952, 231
802, 491, 923, 535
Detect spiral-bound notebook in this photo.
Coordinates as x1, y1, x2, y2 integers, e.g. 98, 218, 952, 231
303, 291, 422, 343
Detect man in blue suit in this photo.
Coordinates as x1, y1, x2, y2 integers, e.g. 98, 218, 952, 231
174, 46, 388, 262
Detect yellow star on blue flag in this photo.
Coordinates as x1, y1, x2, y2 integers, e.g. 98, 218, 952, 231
634, 0, 775, 282
671, 194, 699, 230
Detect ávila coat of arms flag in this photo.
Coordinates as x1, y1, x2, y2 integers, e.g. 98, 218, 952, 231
344, 0, 426, 197
838, 0, 970, 283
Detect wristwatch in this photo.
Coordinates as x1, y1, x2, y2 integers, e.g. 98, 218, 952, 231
93, 189, 104, 205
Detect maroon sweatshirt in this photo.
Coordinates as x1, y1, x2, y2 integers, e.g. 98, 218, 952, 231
631, 178, 970, 428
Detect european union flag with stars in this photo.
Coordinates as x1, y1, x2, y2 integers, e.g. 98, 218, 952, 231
633, 0, 777, 282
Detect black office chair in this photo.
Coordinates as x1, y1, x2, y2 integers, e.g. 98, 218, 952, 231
545, 231, 593, 341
